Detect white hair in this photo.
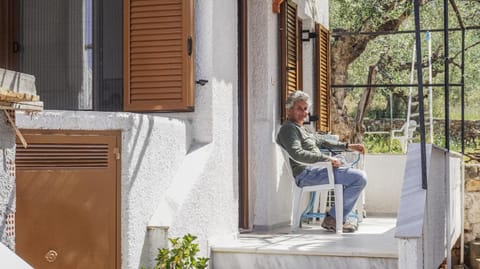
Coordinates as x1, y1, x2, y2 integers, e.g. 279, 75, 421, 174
285, 91, 311, 110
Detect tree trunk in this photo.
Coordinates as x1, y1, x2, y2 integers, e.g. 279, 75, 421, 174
353, 65, 378, 143
330, 6, 411, 142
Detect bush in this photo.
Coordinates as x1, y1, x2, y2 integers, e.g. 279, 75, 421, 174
143, 234, 209, 269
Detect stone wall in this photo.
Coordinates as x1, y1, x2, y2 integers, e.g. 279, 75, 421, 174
465, 164, 480, 242
364, 119, 480, 146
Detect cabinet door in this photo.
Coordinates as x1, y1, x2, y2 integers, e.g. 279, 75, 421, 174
16, 130, 121, 269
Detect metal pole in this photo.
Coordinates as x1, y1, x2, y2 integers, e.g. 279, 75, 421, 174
461, 30, 465, 155
390, 91, 393, 152
427, 31, 434, 143
331, 83, 463, 88
413, 0, 428, 190
406, 43, 416, 139
444, 0, 450, 150
331, 26, 480, 37
461, 26, 466, 269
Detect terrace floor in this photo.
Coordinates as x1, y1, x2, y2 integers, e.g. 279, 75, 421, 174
211, 217, 398, 269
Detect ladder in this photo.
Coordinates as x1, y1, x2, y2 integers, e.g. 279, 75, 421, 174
402, 32, 434, 148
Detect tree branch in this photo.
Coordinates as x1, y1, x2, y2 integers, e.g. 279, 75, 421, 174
392, 40, 480, 75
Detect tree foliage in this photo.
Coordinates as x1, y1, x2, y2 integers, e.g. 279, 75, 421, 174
329, 0, 480, 143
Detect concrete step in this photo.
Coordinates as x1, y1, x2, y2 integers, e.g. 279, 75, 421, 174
211, 217, 398, 269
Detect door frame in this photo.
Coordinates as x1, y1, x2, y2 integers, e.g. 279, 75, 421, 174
0, 0, 18, 69
238, 0, 249, 230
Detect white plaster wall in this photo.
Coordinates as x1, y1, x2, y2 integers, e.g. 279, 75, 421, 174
248, 0, 289, 228
397, 238, 423, 269
0, 113, 16, 250
15, 1, 239, 268
364, 154, 406, 215
17, 98, 237, 268
248, 0, 329, 228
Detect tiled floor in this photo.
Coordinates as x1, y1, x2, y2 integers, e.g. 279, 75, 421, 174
212, 217, 398, 259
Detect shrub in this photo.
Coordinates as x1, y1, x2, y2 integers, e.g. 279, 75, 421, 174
144, 234, 209, 269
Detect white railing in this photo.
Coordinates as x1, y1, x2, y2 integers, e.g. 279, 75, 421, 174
395, 143, 464, 269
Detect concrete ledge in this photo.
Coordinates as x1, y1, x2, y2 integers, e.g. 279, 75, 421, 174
0, 69, 36, 96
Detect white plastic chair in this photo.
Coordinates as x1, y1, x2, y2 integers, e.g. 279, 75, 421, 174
278, 145, 343, 234
315, 151, 366, 223
391, 120, 417, 153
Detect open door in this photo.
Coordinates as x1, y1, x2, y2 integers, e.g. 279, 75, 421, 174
0, 0, 18, 69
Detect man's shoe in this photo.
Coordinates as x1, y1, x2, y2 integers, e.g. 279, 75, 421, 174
321, 215, 336, 232
342, 223, 356, 233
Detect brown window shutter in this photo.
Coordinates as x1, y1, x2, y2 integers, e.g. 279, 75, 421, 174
314, 23, 331, 133
297, 18, 303, 91
124, 0, 195, 112
279, 0, 299, 122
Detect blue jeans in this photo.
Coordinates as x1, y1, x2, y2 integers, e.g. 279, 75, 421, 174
295, 166, 367, 220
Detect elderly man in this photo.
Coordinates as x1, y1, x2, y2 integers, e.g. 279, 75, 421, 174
277, 91, 367, 233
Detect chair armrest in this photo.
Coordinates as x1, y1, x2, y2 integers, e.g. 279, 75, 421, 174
278, 144, 335, 185
279, 146, 333, 168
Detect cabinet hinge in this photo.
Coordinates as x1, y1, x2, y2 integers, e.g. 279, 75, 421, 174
114, 147, 121, 160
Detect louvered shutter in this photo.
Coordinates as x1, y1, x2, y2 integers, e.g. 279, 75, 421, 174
279, 0, 299, 122
297, 18, 303, 91
16, 143, 110, 169
124, 0, 195, 112
315, 23, 331, 133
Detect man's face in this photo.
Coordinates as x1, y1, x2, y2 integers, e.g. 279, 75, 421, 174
287, 100, 308, 125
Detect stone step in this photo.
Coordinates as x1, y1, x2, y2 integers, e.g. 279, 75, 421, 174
211, 217, 398, 269
212, 250, 397, 269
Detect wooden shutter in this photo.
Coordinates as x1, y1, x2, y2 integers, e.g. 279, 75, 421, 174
297, 18, 303, 91
124, 0, 195, 112
279, 0, 299, 122
314, 23, 331, 133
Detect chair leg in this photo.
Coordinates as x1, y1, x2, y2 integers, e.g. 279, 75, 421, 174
311, 191, 321, 224
318, 190, 328, 217
291, 187, 303, 232
334, 184, 343, 234
355, 190, 365, 222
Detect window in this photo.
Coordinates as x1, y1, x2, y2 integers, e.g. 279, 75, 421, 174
123, 0, 195, 112
279, 0, 302, 122
16, 0, 124, 110
314, 23, 331, 133
15, 0, 194, 112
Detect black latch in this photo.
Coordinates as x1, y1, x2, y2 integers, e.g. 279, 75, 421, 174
196, 79, 208, 86
12, 41, 20, 53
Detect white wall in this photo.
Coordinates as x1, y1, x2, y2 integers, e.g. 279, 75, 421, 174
248, 0, 330, 228
364, 154, 406, 216
16, 1, 239, 268
0, 113, 15, 250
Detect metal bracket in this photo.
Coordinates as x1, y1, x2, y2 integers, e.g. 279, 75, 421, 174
302, 30, 317, 42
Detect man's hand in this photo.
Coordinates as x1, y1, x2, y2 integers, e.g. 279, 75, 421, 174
348, 144, 365, 154
330, 157, 342, 168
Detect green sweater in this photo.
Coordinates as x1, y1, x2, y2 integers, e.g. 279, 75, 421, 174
276, 120, 348, 177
